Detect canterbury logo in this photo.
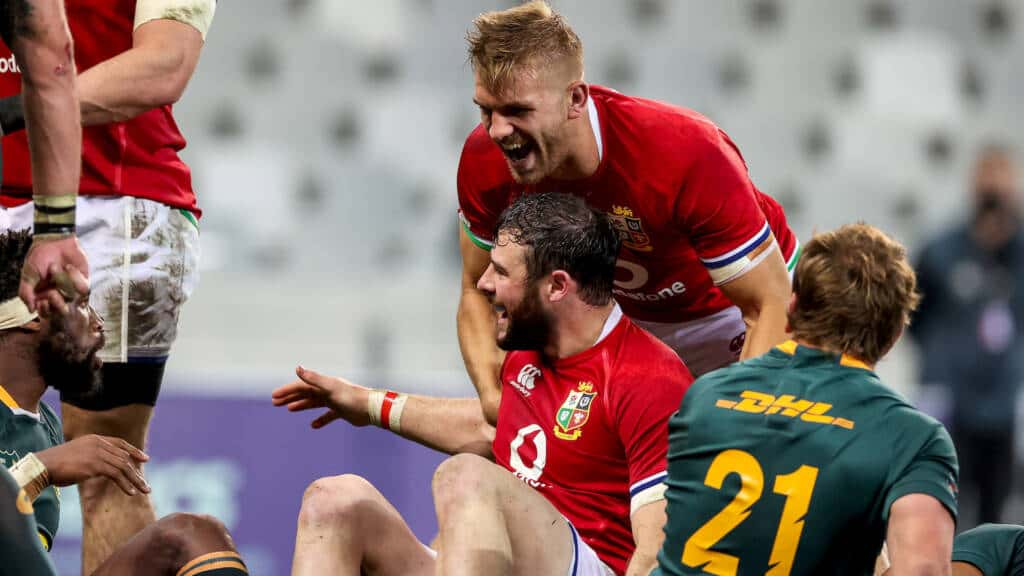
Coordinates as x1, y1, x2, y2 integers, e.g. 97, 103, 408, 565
510, 364, 541, 397
715, 390, 855, 429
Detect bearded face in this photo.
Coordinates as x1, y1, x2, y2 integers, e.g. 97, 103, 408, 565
37, 301, 104, 399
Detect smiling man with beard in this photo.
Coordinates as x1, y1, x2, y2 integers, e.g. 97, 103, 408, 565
274, 193, 693, 576
0, 229, 249, 576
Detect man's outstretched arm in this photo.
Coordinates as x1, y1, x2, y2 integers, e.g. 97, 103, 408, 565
272, 366, 496, 457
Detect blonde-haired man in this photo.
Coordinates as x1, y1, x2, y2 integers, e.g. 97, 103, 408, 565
457, 1, 799, 424
655, 223, 958, 575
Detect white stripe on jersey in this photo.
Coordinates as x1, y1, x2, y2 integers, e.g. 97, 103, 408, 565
701, 221, 772, 266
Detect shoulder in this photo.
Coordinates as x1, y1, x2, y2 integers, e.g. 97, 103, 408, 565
593, 85, 732, 159
953, 523, 1024, 571
957, 523, 1024, 545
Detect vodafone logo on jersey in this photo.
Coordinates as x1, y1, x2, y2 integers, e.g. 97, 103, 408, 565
0, 54, 20, 74
613, 260, 687, 302
510, 364, 541, 397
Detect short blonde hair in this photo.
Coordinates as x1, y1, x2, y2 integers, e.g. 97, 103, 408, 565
788, 223, 920, 364
467, 1, 583, 93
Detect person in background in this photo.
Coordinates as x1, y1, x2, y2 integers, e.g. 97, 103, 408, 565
913, 144, 1023, 525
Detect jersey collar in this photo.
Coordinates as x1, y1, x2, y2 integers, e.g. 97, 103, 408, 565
587, 95, 603, 163
774, 340, 873, 371
594, 304, 623, 346
0, 383, 41, 421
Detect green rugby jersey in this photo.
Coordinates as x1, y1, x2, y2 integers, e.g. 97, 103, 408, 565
0, 385, 62, 551
953, 524, 1024, 576
0, 466, 57, 576
655, 341, 958, 576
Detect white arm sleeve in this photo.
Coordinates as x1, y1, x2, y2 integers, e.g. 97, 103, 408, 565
134, 0, 217, 40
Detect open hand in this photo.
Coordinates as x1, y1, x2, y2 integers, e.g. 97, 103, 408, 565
35, 434, 149, 496
271, 366, 371, 429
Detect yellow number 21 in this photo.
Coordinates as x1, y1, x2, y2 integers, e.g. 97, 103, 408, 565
681, 449, 819, 576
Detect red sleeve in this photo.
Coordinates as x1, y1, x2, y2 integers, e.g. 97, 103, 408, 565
675, 128, 775, 285
611, 349, 692, 513
457, 125, 508, 249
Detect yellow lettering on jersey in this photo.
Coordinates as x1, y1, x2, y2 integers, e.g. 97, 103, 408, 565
799, 402, 835, 425
715, 392, 855, 430
764, 395, 814, 417
733, 391, 775, 413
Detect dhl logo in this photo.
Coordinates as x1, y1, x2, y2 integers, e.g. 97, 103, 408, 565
715, 390, 855, 430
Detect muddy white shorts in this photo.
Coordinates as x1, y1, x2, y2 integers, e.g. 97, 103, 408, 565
0, 196, 200, 363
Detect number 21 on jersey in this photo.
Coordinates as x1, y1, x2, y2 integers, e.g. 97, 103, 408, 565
682, 449, 819, 576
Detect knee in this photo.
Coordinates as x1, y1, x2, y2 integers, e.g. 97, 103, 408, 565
151, 513, 229, 564
298, 474, 379, 529
432, 453, 494, 514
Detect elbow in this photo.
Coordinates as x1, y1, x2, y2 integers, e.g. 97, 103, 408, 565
151, 67, 190, 107
145, 48, 192, 107
17, 34, 75, 91
480, 395, 500, 426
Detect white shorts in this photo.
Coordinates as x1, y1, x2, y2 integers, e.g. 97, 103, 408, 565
567, 521, 615, 576
0, 196, 200, 363
632, 305, 746, 377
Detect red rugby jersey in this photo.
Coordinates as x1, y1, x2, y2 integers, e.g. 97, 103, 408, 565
493, 307, 693, 575
458, 85, 799, 323
0, 0, 199, 215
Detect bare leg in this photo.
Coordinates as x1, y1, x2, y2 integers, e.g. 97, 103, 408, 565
432, 453, 574, 576
91, 512, 245, 576
293, 474, 435, 576
63, 403, 158, 575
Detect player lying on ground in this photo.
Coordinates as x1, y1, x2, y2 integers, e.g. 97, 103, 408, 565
0, 229, 247, 576
654, 223, 958, 576
273, 193, 693, 576
456, 1, 797, 423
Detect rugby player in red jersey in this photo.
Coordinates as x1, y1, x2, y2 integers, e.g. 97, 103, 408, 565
458, 1, 798, 423
0, 1, 215, 571
273, 193, 693, 576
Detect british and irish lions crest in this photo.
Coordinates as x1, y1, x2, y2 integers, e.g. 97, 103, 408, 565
554, 382, 597, 441
607, 205, 652, 252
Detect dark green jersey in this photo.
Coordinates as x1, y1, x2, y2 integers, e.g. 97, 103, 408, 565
0, 388, 62, 550
0, 466, 57, 576
655, 342, 959, 576
953, 524, 1024, 576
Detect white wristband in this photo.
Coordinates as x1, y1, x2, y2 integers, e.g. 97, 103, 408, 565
9, 452, 49, 501
366, 389, 407, 432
